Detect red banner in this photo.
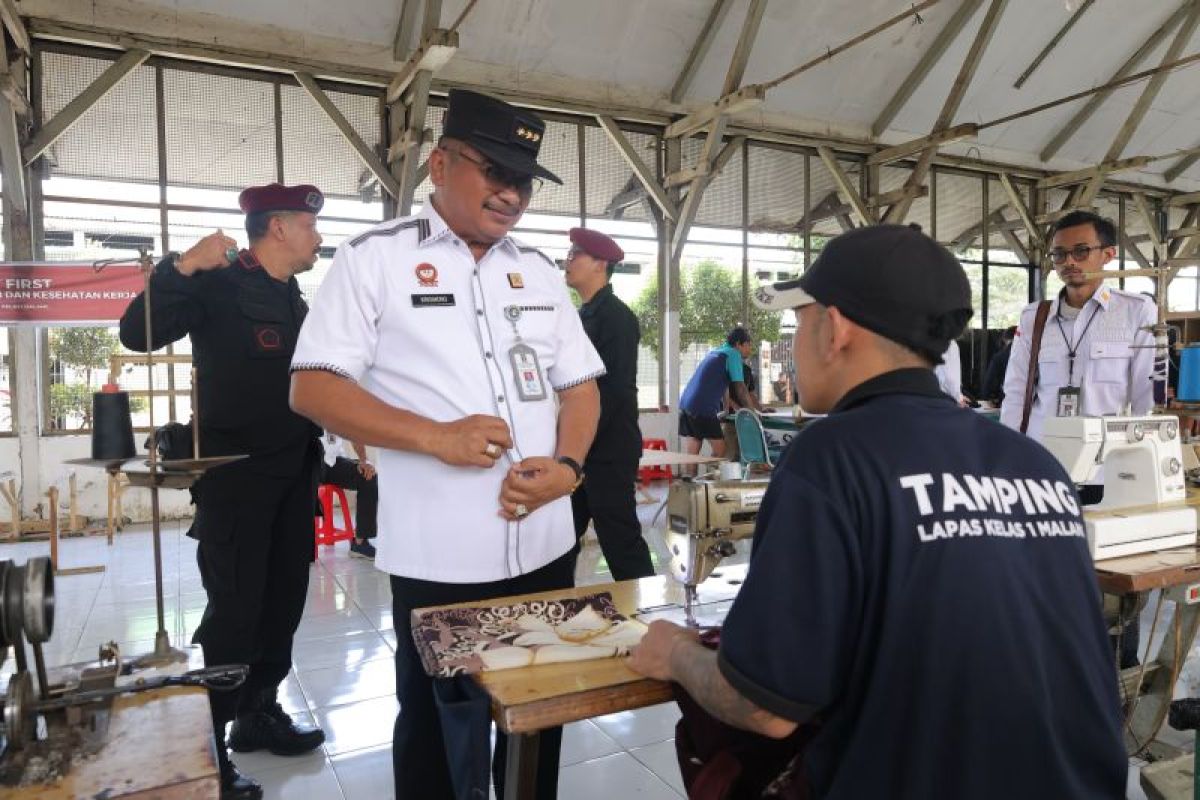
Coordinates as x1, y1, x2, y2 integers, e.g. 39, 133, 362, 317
0, 262, 143, 325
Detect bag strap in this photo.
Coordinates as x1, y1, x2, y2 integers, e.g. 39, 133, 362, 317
1020, 300, 1053, 434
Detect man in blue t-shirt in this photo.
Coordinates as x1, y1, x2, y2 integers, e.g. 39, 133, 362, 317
630, 224, 1126, 800
679, 327, 763, 456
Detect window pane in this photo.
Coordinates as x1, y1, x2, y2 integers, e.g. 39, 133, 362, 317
987, 266, 1031, 329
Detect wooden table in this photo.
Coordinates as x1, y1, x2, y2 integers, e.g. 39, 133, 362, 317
9, 685, 218, 798
423, 570, 745, 800
638, 449, 726, 469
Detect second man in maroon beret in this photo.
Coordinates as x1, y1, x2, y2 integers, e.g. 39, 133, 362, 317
563, 227, 654, 580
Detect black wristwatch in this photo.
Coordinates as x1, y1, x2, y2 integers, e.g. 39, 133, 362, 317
556, 456, 585, 493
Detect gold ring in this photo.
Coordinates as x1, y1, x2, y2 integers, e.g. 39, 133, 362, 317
485, 442, 501, 458
515, 503, 528, 518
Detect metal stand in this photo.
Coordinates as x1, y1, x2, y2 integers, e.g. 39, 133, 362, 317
132, 249, 187, 668
70, 250, 245, 668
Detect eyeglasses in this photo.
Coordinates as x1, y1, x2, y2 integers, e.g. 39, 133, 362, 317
1048, 243, 1109, 265
565, 246, 584, 261
440, 145, 543, 198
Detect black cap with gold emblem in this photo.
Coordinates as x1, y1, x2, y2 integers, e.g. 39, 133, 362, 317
442, 89, 562, 185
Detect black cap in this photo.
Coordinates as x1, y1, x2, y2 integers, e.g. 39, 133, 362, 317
442, 89, 562, 185
753, 224, 973, 361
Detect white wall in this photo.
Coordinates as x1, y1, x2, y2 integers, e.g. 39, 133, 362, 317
1, 434, 195, 525
637, 412, 675, 448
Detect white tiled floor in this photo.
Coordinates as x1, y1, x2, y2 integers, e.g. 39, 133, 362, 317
0, 485, 692, 798
0, 486, 1175, 799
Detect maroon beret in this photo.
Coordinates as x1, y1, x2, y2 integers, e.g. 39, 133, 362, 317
569, 227, 623, 263
238, 183, 324, 215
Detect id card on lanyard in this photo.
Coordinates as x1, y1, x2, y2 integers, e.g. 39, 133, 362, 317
1054, 303, 1099, 417
503, 305, 547, 402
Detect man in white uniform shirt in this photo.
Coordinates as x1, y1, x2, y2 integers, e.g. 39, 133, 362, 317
290, 90, 603, 799
1000, 209, 1155, 504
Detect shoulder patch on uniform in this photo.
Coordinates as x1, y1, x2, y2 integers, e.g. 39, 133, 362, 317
1109, 286, 1153, 304
515, 243, 556, 270
348, 218, 422, 249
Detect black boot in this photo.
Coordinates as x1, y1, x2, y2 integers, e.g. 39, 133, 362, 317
217, 743, 263, 799
228, 688, 326, 756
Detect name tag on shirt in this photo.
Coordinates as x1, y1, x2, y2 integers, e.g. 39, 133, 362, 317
412, 293, 455, 307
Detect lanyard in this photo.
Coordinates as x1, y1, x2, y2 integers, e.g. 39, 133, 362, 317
1055, 302, 1100, 386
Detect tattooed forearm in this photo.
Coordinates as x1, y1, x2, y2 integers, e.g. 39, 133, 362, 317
669, 638, 797, 738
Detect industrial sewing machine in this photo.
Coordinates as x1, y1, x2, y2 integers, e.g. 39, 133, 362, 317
664, 475, 770, 625
1040, 415, 1197, 560
0, 556, 245, 789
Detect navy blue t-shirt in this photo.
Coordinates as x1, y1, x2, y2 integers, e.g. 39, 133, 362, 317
717, 368, 1125, 800
681, 344, 745, 417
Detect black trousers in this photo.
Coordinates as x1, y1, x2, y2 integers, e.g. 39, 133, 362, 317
191, 459, 315, 733
320, 456, 378, 538
390, 550, 576, 800
572, 457, 654, 581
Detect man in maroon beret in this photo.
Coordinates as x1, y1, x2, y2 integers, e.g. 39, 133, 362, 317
564, 227, 653, 580
120, 182, 327, 800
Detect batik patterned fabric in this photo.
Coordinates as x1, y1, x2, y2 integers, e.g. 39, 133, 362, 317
411, 592, 647, 677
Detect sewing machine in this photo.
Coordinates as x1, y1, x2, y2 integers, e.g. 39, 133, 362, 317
664, 475, 770, 625
1040, 415, 1197, 560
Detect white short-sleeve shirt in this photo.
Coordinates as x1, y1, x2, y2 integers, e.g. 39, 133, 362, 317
293, 202, 605, 582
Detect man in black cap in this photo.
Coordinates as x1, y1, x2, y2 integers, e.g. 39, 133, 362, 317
563, 227, 654, 580
290, 91, 603, 799
629, 225, 1126, 799
121, 183, 328, 800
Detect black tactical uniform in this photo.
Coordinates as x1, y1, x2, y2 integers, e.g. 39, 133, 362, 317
571, 283, 654, 579
119, 249, 322, 754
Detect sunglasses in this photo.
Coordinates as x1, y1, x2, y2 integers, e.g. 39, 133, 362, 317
1048, 243, 1109, 265
441, 145, 543, 198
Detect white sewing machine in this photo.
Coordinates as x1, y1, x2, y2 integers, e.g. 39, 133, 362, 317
1039, 415, 1196, 560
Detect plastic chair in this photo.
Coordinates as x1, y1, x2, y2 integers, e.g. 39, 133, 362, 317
734, 409, 775, 471
314, 483, 355, 557
639, 438, 673, 486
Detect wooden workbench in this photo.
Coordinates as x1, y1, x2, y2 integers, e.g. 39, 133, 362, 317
422, 570, 745, 800
8, 685, 218, 799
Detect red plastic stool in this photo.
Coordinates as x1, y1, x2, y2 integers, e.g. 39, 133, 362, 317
314, 483, 355, 557
639, 438, 673, 486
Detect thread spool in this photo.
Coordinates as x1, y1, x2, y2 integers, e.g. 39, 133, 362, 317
91, 384, 135, 460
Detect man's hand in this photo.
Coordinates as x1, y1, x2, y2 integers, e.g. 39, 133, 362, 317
627, 620, 699, 681
357, 461, 376, 480
498, 457, 575, 520
175, 230, 239, 276
429, 415, 513, 468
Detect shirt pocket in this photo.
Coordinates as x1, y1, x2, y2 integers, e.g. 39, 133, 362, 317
237, 297, 291, 359
1035, 334, 1067, 388
1088, 341, 1132, 385
502, 302, 558, 355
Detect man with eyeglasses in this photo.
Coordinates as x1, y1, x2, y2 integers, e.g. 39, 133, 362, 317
289, 89, 604, 799
1001, 210, 1155, 671
563, 227, 655, 580
1000, 210, 1156, 478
